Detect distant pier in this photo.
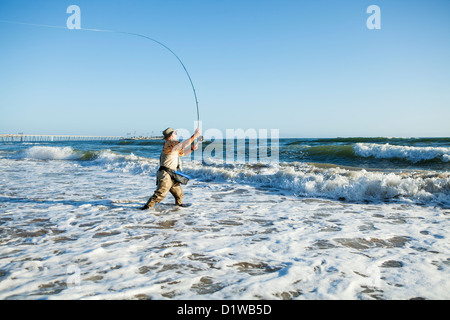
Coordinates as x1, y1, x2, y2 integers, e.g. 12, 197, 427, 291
0, 134, 123, 142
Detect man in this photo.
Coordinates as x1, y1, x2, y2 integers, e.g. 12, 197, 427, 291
141, 127, 201, 209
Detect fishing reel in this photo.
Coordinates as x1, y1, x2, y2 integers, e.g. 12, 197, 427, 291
197, 136, 204, 142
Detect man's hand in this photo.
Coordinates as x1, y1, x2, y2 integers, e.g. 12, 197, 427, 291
192, 143, 199, 151
180, 128, 202, 151
194, 128, 201, 138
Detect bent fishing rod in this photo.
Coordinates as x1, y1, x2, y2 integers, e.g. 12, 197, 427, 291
0, 19, 203, 141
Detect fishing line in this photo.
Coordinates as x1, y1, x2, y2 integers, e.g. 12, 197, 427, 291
0, 19, 201, 129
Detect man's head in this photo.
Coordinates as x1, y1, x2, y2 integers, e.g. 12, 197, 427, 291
163, 127, 176, 140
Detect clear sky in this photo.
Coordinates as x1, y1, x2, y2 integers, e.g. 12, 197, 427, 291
0, 0, 449, 138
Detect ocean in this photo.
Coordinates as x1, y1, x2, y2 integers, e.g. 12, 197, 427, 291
0, 137, 449, 299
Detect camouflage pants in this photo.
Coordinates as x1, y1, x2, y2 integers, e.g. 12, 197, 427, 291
145, 170, 184, 207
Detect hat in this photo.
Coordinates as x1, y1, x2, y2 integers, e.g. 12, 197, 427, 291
162, 127, 175, 139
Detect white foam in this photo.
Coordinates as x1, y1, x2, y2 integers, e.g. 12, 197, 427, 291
15, 146, 450, 207
24, 146, 80, 160
0, 156, 449, 300
177, 160, 450, 207
354, 143, 450, 163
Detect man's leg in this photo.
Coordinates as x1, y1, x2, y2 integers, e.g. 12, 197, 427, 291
142, 171, 173, 209
169, 183, 184, 206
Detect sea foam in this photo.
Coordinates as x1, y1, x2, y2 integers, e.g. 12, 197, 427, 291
17, 146, 450, 207
180, 160, 450, 207
1, 145, 450, 300
24, 146, 80, 160
354, 143, 450, 163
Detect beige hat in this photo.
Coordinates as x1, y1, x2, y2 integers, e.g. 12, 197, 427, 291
162, 127, 175, 139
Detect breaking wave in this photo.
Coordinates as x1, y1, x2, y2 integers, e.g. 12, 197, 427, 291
181, 160, 450, 207
23, 146, 81, 160
14, 146, 450, 207
354, 143, 450, 163
285, 143, 450, 165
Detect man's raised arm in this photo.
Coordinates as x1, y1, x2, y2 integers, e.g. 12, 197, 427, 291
173, 128, 201, 153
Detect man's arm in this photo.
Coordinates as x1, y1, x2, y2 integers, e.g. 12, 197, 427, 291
172, 128, 201, 153
183, 143, 198, 156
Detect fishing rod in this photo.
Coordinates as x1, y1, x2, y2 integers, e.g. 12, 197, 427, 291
0, 19, 203, 139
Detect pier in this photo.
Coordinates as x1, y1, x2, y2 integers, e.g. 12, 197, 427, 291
0, 134, 123, 142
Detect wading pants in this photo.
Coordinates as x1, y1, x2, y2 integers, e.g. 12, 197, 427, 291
145, 170, 184, 207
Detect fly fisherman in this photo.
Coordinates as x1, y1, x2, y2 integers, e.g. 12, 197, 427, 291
141, 127, 201, 210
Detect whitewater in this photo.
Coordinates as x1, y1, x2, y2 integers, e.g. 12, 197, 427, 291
0, 139, 449, 299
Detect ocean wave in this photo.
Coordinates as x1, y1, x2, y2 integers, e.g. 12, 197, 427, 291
354, 143, 450, 163
20, 146, 116, 161
23, 146, 82, 160
285, 137, 450, 146
299, 145, 355, 157
18, 146, 158, 175
285, 143, 450, 164
286, 137, 394, 146
179, 160, 450, 207
18, 146, 135, 163
14, 146, 450, 207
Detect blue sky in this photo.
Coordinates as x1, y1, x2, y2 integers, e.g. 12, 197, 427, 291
0, 0, 449, 137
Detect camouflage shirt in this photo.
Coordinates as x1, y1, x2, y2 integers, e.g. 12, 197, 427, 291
162, 140, 184, 156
